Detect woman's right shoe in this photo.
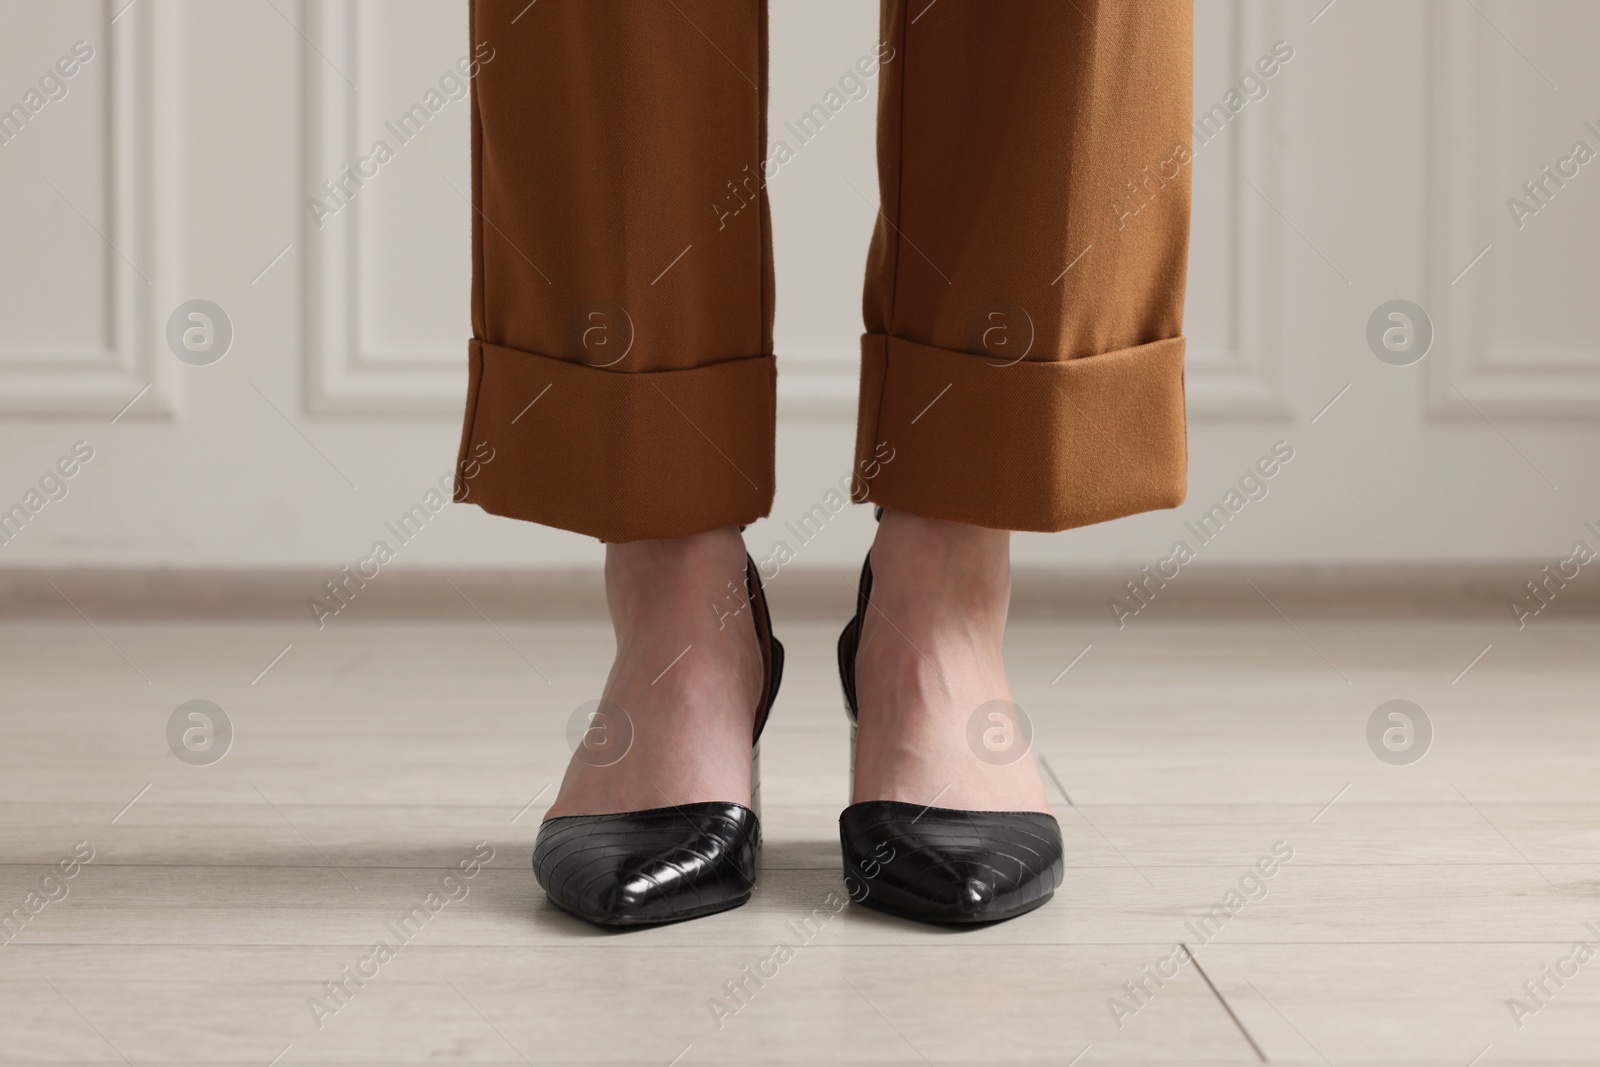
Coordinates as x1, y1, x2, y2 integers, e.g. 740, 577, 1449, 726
534, 804, 764, 926
836, 552, 1064, 924
532, 553, 784, 927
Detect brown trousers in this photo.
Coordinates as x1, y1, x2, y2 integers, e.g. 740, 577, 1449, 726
456, 0, 1193, 543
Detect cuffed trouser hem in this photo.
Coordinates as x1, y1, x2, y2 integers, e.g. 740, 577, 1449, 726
851, 334, 1188, 533
455, 340, 776, 544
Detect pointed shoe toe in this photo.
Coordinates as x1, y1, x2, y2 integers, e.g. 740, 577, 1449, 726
534, 803, 758, 926
840, 801, 1063, 924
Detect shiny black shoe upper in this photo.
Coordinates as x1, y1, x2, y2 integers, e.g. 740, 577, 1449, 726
840, 801, 1062, 923
535, 803, 760, 926
837, 548, 1064, 924
532, 554, 783, 927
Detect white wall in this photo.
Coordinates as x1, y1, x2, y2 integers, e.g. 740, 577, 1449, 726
1, 0, 1597, 571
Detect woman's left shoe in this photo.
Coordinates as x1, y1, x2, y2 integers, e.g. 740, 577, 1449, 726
836, 553, 1064, 924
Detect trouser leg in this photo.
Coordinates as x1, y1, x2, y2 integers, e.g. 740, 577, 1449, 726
852, 0, 1194, 532
456, 0, 774, 543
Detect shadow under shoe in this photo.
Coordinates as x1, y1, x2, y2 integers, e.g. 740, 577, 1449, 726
837, 550, 1064, 925
532, 554, 784, 927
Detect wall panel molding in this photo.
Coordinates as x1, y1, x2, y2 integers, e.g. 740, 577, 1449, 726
0, 0, 178, 418
301, 0, 466, 417
1424, 1, 1600, 419
1181, 0, 1289, 420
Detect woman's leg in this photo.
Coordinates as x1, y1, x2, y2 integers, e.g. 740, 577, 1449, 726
852, 0, 1194, 809
458, 0, 775, 814
458, 0, 775, 544
546, 529, 765, 817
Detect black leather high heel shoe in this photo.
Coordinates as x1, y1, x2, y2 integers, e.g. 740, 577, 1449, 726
837, 550, 1064, 924
533, 554, 784, 926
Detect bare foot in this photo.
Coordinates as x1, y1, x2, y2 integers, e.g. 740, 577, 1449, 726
543, 527, 765, 819
850, 509, 1050, 812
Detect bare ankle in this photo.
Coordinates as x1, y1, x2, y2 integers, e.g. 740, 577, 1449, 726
604, 527, 750, 628
869, 509, 1011, 620
605, 526, 747, 582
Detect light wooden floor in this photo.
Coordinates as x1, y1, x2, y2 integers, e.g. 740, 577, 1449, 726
2, 614, 1598, 1066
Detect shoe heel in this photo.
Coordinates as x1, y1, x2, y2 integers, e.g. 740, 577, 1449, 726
751, 740, 762, 826
848, 718, 857, 804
